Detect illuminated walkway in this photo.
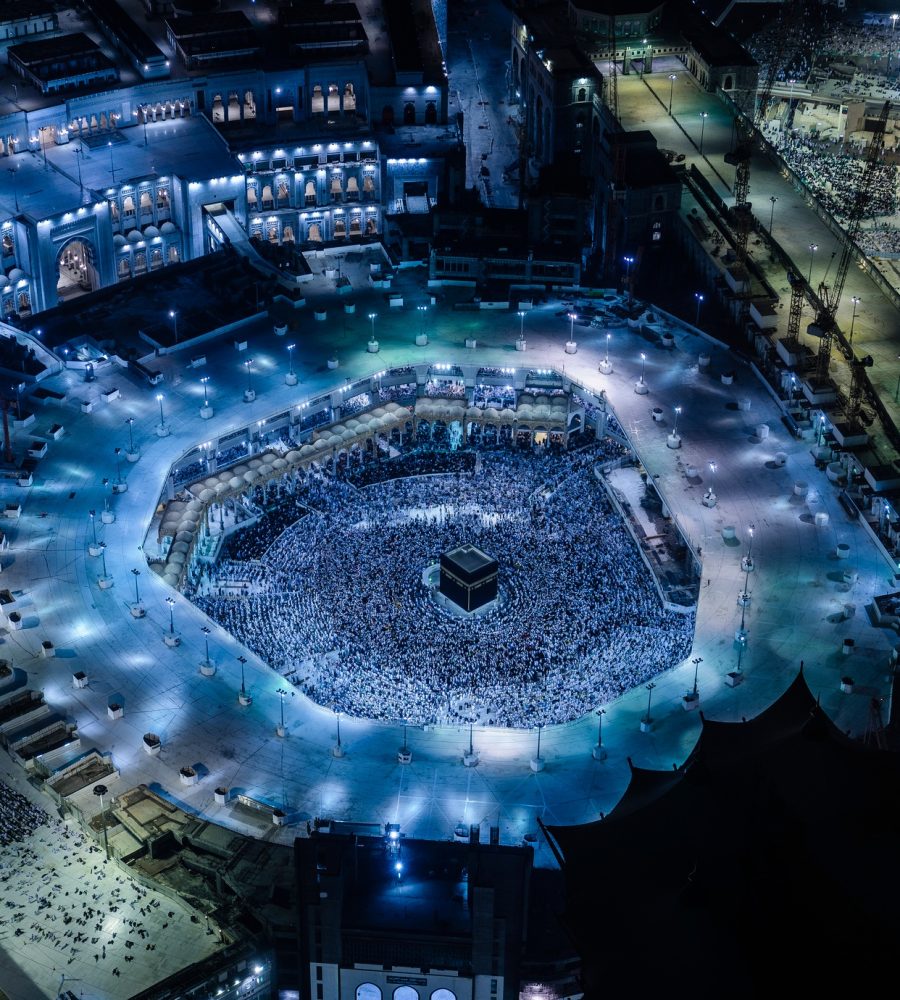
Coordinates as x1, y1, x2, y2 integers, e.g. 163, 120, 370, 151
3, 271, 895, 877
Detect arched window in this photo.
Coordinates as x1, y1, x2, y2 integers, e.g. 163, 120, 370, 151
244, 90, 256, 118
394, 988, 418, 1000
228, 92, 241, 120
157, 187, 169, 208
267, 224, 278, 242
118, 257, 131, 279
577, 87, 587, 102
247, 185, 258, 205
425, 101, 437, 124
305, 180, 317, 204
334, 218, 346, 238
344, 83, 356, 111
331, 174, 343, 199
261, 185, 274, 208
140, 191, 152, 210
309, 223, 322, 242
346, 175, 359, 199
168, 245, 179, 263
283, 225, 295, 242
356, 985, 381, 1000
365, 216, 377, 234
211, 94, 225, 122
654, 194, 665, 211
349, 213, 361, 235
278, 181, 289, 203
150, 248, 163, 269
312, 85, 325, 113
109, 201, 119, 220
724, 75, 733, 90
122, 196, 135, 215
2, 234, 13, 255
431, 991, 456, 1000
363, 175, 374, 196
403, 102, 415, 125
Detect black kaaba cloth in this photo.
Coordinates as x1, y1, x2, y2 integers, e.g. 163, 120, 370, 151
439, 544, 499, 612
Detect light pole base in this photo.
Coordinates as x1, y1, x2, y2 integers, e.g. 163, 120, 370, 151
367, 339, 379, 354
667, 433, 682, 449
592, 744, 607, 761
398, 746, 412, 764
112, 482, 127, 494
332, 743, 344, 758
634, 380, 649, 395
243, 389, 256, 403
97, 575, 114, 590
516, 338, 527, 352
737, 591, 752, 608
416, 334, 428, 347
565, 340, 577, 355
164, 632, 181, 647
682, 693, 700, 711
199, 661, 216, 676
741, 556, 755, 573
101, 510, 115, 524
640, 717, 654, 733
530, 756, 545, 772
276, 724, 286, 738
126, 450, 140, 463
156, 423, 170, 437
462, 751, 479, 767
239, 692, 252, 706
725, 670, 744, 687
200, 405, 214, 420
702, 491, 717, 508
130, 603, 146, 618
598, 359, 613, 374
88, 543, 104, 557
284, 372, 298, 386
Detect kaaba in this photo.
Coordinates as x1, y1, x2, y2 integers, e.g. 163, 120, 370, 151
439, 544, 499, 612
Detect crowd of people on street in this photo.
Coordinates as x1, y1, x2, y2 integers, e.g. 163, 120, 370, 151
0, 775, 216, 989
195, 442, 693, 728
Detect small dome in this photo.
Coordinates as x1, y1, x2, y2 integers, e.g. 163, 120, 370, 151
113, 234, 127, 247
126, 229, 142, 243
160, 221, 176, 234
7, 267, 25, 281
143, 225, 159, 238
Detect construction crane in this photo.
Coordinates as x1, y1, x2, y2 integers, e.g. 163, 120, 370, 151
808, 100, 890, 385
603, 15, 627, 283
725, 0, 803, 259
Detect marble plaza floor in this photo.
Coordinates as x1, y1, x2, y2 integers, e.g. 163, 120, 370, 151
2, 259, 898, 912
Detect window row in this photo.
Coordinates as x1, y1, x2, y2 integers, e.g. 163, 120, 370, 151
356, 986, 457, 1000
311, 83, 356, 114
246, 176, 375, 207
117, 245, 180, 278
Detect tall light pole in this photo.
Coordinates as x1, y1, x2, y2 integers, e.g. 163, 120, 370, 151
518, 309, 526, 341
93, 784, 110, 860
605, 332, 611, 366
107, 141, 116, 184
169, 309, 178, 344
126, 416, 136, 453
807, 242, 818, 284
417, 304, 428, 337
642, 682, 656, 729
200, 376, 210, 406
691, 656, 702, 698
276, 687, 289, 737
287, 343, 295, 377
672, 405, 682, 436
166, 596, 176, 634
131, 568, 141, 604
245, 358, 254, 395
238, 655, 249, 702
694, 292, 704, 326
89, 509, 98, 548
201, 625, 211, 664
74, 146, 84, 199
334, 708, 343, 757
768, 195, 777, 234
368, 312, 377, 342
639, 352, 646, 385
156, 393, 165, 427
849, 296, 860, 344
668, 73, 677, 115
623, 255, 634, 301
698, 112, 709, 156
593, 707, 606, 760
567, 311, 577, 342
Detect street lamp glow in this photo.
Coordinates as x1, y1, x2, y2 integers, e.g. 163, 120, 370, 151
694, 292, 704, 326
200, 376, 209, 405
849, 296, 860, 344
668, 73, 677, 114
807, 243, 818, 283
673, 405, 682, 436
287, 342, 295, 376
698, 112, 709, 156
169, 310, 178, 343
567, 312, 577, 341
156, 393, 165, 426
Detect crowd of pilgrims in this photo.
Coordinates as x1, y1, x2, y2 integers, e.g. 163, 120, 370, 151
769, 130, 898, 221
194, 440, 694, 728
